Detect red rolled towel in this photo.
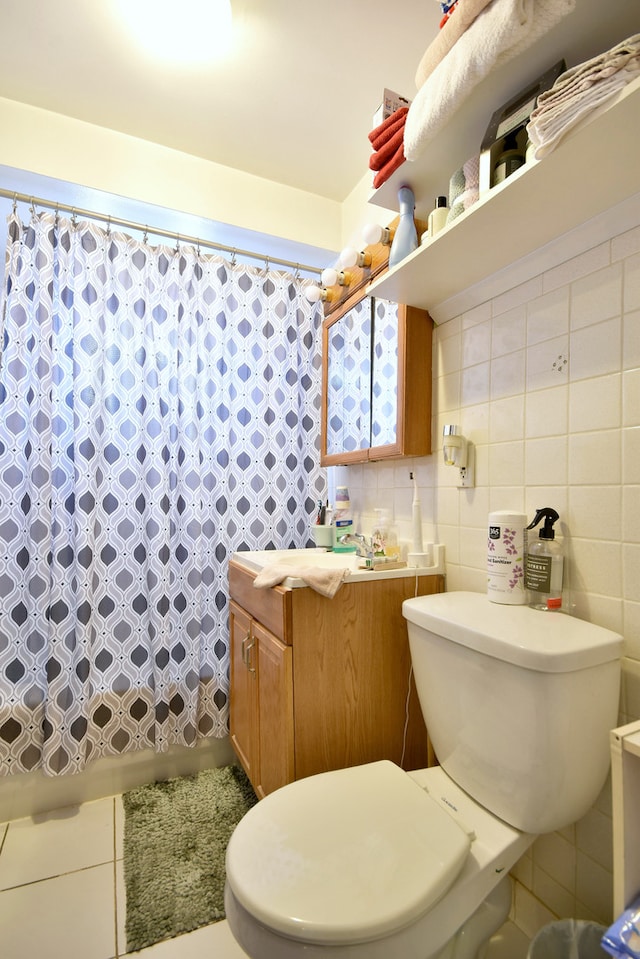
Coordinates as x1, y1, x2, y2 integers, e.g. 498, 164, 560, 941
368, 107, 408, 151
373, 142, 406, 190
369, 126, 405, 171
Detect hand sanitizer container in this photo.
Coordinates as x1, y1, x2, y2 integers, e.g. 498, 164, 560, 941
487, 511, 527, 605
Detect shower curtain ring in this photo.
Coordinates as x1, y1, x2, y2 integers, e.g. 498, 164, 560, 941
231, 249, 237, 267
175, 233, 181, 253
143, 226, 149, 243
12, 193, 17, 214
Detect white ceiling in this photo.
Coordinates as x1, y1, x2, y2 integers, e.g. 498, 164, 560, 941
0, 0, 441, 203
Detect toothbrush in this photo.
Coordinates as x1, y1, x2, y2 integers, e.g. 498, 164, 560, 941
410, 471, 424, 553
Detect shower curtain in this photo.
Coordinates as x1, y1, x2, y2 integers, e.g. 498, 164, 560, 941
0, 210, 325, 776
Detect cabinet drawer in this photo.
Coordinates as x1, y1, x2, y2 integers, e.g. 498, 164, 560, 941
229, 562, 292, 643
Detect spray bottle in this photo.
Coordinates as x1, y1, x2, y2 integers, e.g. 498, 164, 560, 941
524, 507, 564, 611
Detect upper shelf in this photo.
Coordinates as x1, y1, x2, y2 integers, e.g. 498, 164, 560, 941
369, 0, 640, 219
368, 75, 640, 312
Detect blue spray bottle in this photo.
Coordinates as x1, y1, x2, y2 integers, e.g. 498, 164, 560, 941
388, 186, 418, 268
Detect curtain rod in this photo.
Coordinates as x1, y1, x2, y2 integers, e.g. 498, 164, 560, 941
0, 188, 323, 277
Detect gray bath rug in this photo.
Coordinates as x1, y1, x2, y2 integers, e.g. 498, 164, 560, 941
122, 764, 257, 952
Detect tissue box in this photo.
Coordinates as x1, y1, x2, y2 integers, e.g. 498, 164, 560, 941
372, 88, 411, 127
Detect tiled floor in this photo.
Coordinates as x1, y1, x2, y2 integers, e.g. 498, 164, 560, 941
0, 795, 530, 959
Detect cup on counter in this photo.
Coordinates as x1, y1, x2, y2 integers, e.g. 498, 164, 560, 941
310, 524, 333, 549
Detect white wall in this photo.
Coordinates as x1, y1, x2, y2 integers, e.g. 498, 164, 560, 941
0, 96, 342, 255
341, 200, 640, 938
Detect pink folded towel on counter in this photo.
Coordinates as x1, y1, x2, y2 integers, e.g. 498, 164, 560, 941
253, 563, 351, 599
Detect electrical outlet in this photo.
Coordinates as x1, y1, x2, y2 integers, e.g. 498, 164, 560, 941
457, 443, 475, 488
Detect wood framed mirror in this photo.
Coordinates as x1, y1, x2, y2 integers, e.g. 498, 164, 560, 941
321, 287, 433, 466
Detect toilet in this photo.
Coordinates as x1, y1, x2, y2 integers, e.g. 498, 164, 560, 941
225, 591, 622, 959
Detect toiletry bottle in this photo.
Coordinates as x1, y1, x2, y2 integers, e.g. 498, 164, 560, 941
388, 186, 418, 268
372, 508, 389, 555
525, 507, 564, 611
487, 511, 527, 605
493, 129, 525, 185
333, 485, 355, 551
427, 196, 448, 238
372, 508, 399, 560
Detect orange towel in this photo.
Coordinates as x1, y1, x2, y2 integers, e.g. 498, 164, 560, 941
368, 106, 408, 150
373, 142, 406, 190
369, 126, 405, 171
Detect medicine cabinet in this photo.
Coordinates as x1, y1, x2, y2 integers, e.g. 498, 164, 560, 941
321, 288, 433, 466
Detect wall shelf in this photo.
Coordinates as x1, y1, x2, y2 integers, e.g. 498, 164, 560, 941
368, 75, 640, 312
369, 0, 639, 219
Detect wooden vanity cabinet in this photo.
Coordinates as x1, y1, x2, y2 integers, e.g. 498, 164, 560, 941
229, 560, 444, 798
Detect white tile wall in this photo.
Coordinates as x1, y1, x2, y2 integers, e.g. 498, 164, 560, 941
340, 208, 640, 936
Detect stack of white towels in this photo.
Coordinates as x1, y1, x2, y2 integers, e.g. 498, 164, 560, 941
526, 33, 640, 159
405, 0, 576, 162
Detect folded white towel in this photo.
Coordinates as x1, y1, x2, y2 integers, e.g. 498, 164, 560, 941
405, 0, 576, 163
527, 63, 640, 158
527, 33, 640, 157
535, 32, 640, 105
253, 563, 351, 598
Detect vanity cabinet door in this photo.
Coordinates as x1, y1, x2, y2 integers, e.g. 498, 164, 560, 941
254, 622, 294, 797
229, 601, 259, 786
229, 599, 295, 799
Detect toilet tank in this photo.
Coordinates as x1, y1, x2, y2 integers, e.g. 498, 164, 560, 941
402, 592, 622, 835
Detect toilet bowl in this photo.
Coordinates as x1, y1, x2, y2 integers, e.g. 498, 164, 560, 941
225, 762, 533, 959
225, 591, 622, 959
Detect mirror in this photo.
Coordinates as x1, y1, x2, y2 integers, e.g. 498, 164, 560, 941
324, 295, 373, 457
321, 291, 433, 466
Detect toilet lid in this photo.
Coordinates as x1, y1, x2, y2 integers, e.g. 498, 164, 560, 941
225, 760, 471, 945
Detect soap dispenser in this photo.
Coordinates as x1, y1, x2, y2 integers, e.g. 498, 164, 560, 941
525, 507, 564, 611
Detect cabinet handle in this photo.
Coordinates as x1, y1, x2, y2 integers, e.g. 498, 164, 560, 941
241, 631, 251, 666
245, 638, 256, 675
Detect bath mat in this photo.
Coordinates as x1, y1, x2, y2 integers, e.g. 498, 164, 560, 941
122, 764, 257, 952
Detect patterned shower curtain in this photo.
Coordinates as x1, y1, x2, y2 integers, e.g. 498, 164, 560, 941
0, 211, 325, 776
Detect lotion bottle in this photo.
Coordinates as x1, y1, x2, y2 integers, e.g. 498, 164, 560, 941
428, 196, 449, 237
525, 507, 564, 611
333, 485, 355, 552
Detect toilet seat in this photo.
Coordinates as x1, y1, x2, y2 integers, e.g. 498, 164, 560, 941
225, 760, 471, 945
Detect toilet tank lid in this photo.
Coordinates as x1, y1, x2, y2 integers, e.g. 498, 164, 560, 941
402, 592, 622, 672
